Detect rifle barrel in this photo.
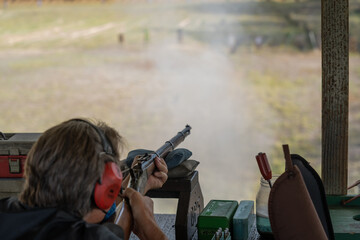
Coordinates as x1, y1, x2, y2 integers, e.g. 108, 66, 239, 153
155, 125, 192, 159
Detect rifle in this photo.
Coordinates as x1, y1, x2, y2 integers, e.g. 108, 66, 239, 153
128, 125, 192, 195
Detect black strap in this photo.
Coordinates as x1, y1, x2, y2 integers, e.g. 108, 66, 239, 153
72, 119, 114, 156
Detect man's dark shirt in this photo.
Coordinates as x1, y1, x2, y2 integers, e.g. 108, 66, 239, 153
0, 197, 124, 240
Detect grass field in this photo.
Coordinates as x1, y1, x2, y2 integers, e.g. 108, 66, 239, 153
1, 0, 360, 212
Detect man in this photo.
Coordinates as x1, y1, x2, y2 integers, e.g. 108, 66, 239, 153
0, 118, 168, 240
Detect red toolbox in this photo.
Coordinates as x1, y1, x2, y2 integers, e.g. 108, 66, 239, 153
0, 133, 41, 178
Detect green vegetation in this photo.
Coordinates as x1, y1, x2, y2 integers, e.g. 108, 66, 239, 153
247, 67, 321, 173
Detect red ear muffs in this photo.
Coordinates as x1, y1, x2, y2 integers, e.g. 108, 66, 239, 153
94, 161, 122, 210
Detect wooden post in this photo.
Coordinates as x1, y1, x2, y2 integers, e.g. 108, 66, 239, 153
321, 0, 349, 195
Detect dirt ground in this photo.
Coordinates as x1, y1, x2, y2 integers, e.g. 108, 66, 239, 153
0, 41, 323, 212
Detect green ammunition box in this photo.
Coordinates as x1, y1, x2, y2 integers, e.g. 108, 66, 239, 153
198, 200, 238, 240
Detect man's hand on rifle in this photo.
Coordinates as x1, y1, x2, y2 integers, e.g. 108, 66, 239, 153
119, 156, 168, 199
143, 157, 168, 194
121, 188, 167, 240
114, 157, 168, 239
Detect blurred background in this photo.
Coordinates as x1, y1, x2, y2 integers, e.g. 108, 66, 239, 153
1, 0, 360, 213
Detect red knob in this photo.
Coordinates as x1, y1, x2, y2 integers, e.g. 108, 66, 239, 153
256, 152, 272, 181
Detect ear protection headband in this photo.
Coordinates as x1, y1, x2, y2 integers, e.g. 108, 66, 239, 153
73, 119, 122, 210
